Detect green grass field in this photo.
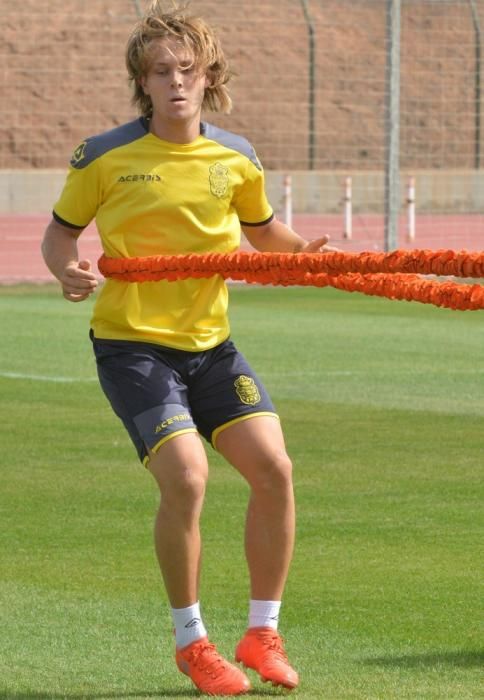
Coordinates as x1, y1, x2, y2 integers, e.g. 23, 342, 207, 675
0, 283, 483, 699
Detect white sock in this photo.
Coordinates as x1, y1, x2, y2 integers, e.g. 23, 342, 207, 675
248, 599, 282, 630
171, 601, 207, 649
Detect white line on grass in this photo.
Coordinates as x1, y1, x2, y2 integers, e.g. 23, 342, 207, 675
0, 371, 98, 383
2, 368, 483, 384
263, 368, 484, 377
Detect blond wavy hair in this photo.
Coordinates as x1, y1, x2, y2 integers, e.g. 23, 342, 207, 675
126, 0, 232, 117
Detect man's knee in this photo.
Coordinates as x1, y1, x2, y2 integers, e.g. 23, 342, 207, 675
251, 450, 293, 494
169, 464, 207, 500
148, 438, 209, 509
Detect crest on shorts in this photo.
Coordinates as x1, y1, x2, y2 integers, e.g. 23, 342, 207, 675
71, 141, 87, 166
234, 375, 261, 406
209, 162, 229, 198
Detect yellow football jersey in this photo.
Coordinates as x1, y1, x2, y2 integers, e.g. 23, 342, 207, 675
53, 118, 274, 350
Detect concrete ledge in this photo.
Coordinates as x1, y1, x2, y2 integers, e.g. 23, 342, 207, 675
2, 169, 484, 215
0, 170, 67, 215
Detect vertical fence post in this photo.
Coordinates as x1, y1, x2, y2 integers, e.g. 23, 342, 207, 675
384, 0, 401, 251
132, 0, 143, 17
469, 0, 482, 169
300, 0, 316, 170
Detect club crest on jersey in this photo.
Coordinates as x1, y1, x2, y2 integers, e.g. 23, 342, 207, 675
234, 375, 261, 406
70, 141, 87, 166
209, 162, 229, 198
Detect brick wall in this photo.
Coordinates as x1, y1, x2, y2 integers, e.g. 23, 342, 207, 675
2, 0, 483, 171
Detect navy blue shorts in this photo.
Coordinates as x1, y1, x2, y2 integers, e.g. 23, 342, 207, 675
90, 334, 277, 465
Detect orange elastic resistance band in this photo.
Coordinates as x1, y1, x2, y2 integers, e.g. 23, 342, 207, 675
98, 249, 484, 311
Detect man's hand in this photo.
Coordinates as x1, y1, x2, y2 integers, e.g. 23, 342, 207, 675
41, 219, 99, 302
241, 219, 342, 255
60, 259, 98, 302
298, 235, 340, 253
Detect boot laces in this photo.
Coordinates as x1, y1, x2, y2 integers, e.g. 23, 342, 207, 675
257, 630, 288, 662
187, 641, 226, 677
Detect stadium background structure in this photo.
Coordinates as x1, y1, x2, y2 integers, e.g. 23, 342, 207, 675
1, 0, 484, 280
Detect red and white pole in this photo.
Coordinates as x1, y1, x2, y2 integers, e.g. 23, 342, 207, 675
343, 176, 352, 239
407, 176, 416, 242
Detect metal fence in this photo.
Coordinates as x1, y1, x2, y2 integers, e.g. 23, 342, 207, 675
1, 0, 484, 250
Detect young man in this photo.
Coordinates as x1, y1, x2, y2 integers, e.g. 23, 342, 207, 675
41, 2, 336, 695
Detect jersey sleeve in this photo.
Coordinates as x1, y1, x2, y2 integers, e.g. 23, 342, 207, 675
53, 142, 102, 230
233, 157, 274, 226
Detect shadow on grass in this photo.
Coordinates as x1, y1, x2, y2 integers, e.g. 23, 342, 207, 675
0, 693, 195, 699
0, 692, 196, 699
0, 687, 283, 699
362, 649, 484, 669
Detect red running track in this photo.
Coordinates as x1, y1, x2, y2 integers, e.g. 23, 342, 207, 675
1, 213, 483, 283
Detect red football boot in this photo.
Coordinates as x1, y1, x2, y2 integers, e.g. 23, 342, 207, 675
235, 627, 299, 689
176, 636, 251, 696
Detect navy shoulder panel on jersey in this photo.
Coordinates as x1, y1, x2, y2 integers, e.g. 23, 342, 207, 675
70, 117, 149, 169
201, 123, 262, 171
